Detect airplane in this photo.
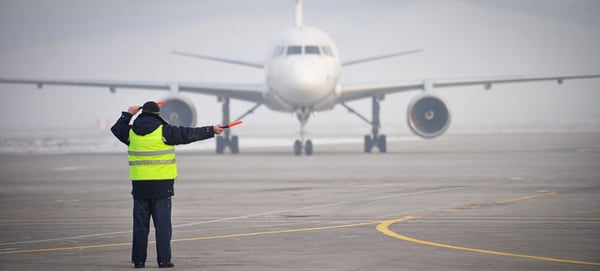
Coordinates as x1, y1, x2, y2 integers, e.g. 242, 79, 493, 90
1, 0, 600, 155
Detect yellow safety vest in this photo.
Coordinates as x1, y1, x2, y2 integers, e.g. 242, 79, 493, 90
128, 125, 177, 180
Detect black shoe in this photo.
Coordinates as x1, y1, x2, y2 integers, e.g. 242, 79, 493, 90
134, 262, 145, 268
158, 262, 174, 268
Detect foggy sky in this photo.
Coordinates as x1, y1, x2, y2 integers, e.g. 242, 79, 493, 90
0, 0, 599, 137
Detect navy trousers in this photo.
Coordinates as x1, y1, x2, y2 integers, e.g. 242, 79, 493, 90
132, 196, 172, 265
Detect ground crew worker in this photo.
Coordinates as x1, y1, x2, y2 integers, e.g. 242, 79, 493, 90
111, 101, 224, 268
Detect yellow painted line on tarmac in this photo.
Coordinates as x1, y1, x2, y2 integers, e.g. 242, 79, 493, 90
376, 218, 600, 266
443, 192, 557, 213
376, 192, 600, 266
0, 242, 133, 254
0, 219, 391, 255
171, 220, 386, 243
494, 191, 556, 204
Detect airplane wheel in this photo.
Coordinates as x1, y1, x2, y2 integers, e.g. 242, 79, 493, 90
231, 135, 239, 154
364, 135, 372, 153
305, 140, 313, 156
216, 136, 225, 154
378, 134, 387, 153
293, 140, 302, 156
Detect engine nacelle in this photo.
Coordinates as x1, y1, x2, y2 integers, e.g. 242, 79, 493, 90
159, 95, 197, 127
407, 94, 451, 139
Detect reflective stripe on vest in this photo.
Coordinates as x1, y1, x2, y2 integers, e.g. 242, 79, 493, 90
128, 159, 176, 166
128, 125, 177, 180
128, 149, 175, 156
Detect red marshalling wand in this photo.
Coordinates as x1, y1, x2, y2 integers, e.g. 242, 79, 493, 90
222, 120, 243, 129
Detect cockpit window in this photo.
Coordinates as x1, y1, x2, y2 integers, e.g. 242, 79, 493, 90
305, 46, 320, 55
321, 46, 333, 57
287, 46, 302, 55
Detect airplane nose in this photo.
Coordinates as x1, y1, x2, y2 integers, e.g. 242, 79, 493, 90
281, 61, 327, 104
288, 65, 320, 90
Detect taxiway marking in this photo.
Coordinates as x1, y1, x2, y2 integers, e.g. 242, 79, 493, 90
376, 192, 600, 266
0, 186, 463, 246
0, 219, 401, 255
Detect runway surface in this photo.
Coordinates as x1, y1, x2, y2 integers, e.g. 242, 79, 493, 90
0, 133, 599, 270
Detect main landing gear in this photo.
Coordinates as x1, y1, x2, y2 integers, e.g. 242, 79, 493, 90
342, 96, 387, 153
293, 108, 313, 156
216, 96, 261, 154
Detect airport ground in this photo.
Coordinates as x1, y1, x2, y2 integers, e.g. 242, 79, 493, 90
0, 133, 599, 270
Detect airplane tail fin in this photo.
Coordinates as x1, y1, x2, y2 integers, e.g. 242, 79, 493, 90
296, 0, 303, 28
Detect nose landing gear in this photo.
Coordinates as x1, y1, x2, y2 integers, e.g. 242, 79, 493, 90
293, 139, 313, 156
293, 108, 314, 156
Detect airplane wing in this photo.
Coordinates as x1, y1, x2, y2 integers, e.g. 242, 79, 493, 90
178, 82, 265, 103
339, 73, 600, 103
341, 49, 422, 66
172, 50, 264, 69
0, 78, 266, 103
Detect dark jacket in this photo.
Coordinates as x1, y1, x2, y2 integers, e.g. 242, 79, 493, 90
111, 112, 215, 199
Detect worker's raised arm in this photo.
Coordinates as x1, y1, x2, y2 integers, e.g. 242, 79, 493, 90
111, 106, 138, 145
162, 125, 219, 145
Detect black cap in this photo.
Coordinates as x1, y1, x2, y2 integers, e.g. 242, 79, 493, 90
141, 101, 160, 114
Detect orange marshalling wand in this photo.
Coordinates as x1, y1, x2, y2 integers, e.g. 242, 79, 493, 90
222, 120, 243, 129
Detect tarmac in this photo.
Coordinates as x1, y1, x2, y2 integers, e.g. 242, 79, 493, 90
0, 133, 599, 270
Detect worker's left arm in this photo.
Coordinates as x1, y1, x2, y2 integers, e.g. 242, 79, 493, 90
110, 106, 140, 145
162, 125, 218, 145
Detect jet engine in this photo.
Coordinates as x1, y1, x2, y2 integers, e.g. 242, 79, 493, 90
159, 95, 197, 127
407, 94, 451, 139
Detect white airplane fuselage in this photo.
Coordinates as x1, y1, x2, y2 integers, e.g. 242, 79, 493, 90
263, 26, 341, 113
